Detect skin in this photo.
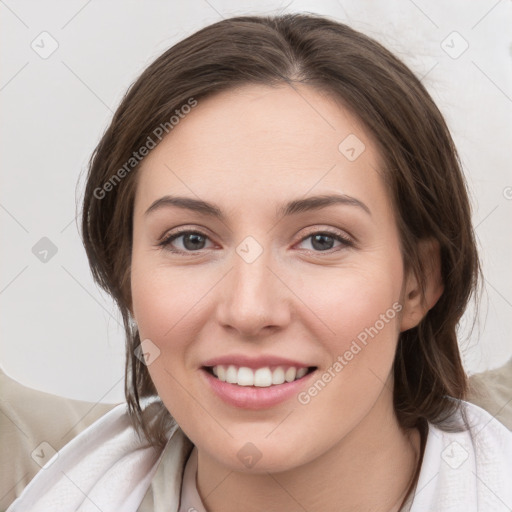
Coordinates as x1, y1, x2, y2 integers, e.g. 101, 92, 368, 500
130, 83, 443, 512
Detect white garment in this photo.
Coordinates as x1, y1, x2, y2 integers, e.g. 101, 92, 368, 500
6, 399, 512, 512
5, 398, 171, 512
409, 400, 512, 511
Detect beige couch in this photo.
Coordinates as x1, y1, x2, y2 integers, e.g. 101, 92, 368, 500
1, 360, 511, 511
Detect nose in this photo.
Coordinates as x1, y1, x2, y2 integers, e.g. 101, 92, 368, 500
215, 246, 292, 338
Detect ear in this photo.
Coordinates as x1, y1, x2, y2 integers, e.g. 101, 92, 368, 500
399, 238, 444, 332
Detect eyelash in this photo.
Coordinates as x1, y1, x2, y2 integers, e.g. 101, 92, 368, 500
157, 227, 354, 255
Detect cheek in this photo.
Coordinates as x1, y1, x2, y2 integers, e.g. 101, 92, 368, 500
132, 272, 184, 339
130, 256, 222, 379
131, 243, 202, 328
297, 256, 404, 411
299, 259, 403, 348
130, 261, 207, 413
295, 265, 404, 435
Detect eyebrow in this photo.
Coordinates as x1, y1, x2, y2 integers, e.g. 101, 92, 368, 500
144, 193, 371, 220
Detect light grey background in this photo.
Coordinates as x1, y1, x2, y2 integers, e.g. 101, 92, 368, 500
1, 0, 511, 403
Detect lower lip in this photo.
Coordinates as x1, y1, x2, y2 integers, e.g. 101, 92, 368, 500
200, 368, 317, 410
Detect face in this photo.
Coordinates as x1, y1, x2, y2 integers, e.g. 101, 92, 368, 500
130, 83, 409, 473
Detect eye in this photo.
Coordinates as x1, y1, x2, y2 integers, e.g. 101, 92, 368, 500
158, 229, 214, 253
296, 230, 353, 252
157, 228, 354, 254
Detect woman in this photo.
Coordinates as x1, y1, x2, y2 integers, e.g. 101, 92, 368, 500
7, 12, 512, 512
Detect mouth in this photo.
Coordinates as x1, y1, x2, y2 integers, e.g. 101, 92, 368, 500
202, 364, 317, 388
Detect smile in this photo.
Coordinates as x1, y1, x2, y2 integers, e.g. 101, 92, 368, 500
205, 365, 315, 387
200, 365, 318, 410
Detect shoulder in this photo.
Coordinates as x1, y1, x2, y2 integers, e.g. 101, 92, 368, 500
457, 399, 512, 463
410, 399, 512, 512
0, 366, 117, 510
5, 396, 186, 512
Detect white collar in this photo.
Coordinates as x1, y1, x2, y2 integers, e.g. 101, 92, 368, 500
7, 399, 512, 512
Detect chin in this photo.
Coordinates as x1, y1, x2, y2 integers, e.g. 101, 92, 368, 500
200, 435, 315, 475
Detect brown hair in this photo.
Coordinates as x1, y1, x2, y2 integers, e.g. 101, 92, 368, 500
80, 13, 481, 451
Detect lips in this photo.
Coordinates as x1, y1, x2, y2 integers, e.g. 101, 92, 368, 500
199, 353, 319, 408
200, 364, 318, 409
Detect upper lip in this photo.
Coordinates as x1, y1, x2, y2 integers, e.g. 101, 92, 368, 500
201, 354, 315, 370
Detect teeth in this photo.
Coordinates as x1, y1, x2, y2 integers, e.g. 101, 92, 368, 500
237, 367, 254, 386
226, 365, 238, 384
210, 365, 311, 387
285, 367, 297, 382
296, 367, 308, 379
272, 367, 285, 385
254, 368, 272, 387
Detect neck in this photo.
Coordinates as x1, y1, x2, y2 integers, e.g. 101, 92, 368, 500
195, 390, 423, 512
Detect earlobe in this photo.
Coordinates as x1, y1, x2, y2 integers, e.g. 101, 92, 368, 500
399, 238, 444, 332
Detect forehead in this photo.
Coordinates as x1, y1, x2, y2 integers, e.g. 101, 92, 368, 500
134, 83, 389, 218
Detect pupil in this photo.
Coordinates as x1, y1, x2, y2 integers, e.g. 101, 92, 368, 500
184, 233, 205, 250
311, 234, 333, 251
